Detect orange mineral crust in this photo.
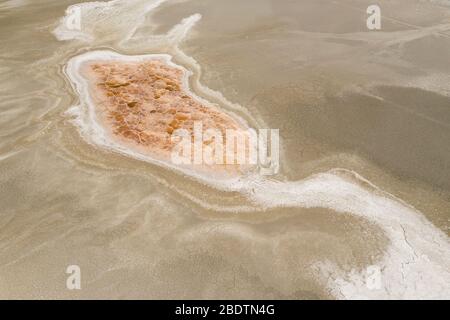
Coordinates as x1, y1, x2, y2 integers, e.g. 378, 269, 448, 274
80, 59, 251, 175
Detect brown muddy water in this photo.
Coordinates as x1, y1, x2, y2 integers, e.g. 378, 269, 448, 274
0, 0, 449, 299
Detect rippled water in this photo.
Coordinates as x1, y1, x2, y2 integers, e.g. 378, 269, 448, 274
0, 0, 449, 299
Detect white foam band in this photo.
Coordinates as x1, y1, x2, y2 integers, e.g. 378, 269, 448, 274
247, 172, 450, 299
53, 0, 169, 42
